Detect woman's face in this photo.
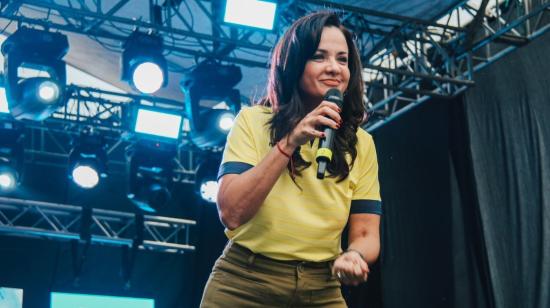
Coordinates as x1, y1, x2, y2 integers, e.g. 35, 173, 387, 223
299, 26, 350, 107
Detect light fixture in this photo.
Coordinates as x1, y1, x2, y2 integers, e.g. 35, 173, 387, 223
0, 87, 10, 114
127, 140, 176, 213
218, 112, 236, 131
195, 155, 222, 203
68, 132, 108, 189
122, 31, 167, 94
181, 61, 242, 150
0, 121, 24, 193
0, 162, 18, 192
223, 0, 278, 31
188, 109, 237, 149
1, 27, 68, 121
133, 107, 183, 141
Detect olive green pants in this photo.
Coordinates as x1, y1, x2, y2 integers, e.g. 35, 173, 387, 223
200, 242, 347, 308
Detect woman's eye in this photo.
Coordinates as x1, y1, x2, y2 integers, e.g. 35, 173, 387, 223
338, 57, 348, 63
311, 54, 324, 60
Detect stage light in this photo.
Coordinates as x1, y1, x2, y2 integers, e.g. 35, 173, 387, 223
0, 164, 17, 192
181, 61, 242, 150
71, 165, 99, 189
0, 87, 9, 114
133, 107, 183, 140
0, 121, 24, 193
199, 180, 219, 203
38, 80, 60, 102
218, 112, 235, 131
224, 0, 278, 31
127, 140, 176, 213
132, 62, 165, 94
68, 133, 108, 189
17, 77, 63, 116
122, 31, 167, 94
195, 155, 222, 203
1, 27, 68, 121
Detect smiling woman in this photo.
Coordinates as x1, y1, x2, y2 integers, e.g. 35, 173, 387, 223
299, 26, 351, 110
200, 11, 382, 308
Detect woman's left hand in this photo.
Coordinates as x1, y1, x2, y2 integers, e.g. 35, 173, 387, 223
332, 250, 369, 286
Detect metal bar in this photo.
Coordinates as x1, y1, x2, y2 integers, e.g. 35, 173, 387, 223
365, 81, 454, 99
20, 1, 272, 52
1, 0, 24, 15
364, 63, 475, 86
0, 14, 268, 67
83, 0, 130, 32
303, 0, 466, 31
0, 196, 196, 254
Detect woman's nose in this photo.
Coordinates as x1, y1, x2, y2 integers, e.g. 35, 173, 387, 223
325, 58, 341, 74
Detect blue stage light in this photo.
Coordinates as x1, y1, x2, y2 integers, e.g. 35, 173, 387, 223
224, 0, 277, 30
1, 27, 68, 121
127, 141, 175, 213
71, 164, 100, 189
122, 31, 167, 94
195, 155, 221, 204
0, 122, 24, 193
37, 80, 60, 102
181, 61, 242, 150
19, 77, 63, 109
134, 108, 183, 140
0, 88, 9, 114
200, 180, 219, 203
0, 167, 17, 192
68, 133, 108, 190
217, 112, 235, 131
132, 62, 165, 94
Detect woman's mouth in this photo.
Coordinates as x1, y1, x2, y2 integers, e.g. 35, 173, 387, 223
321, 79, 340, 87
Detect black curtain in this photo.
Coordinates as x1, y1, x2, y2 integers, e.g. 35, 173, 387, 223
451, 31, 550, 308
349, 31, 550, 308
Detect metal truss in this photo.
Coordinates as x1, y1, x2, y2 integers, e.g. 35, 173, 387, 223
363, 0, 550, 131
0, 0, 548, 132
0, 196, 196, 254
19, 85, 204, 184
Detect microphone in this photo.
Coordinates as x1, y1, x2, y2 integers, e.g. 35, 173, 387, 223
316, 88, 343, 179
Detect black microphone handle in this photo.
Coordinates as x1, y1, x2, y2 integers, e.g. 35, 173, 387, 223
316, 88, 343, 179
317, 160, 328, 179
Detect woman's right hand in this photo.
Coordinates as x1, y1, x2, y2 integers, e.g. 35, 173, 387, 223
286, 101, 342, 148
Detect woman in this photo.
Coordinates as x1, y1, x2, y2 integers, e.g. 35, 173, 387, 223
200, 11, 382, 307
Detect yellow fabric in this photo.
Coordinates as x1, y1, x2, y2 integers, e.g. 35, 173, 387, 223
220, 105, 381, 262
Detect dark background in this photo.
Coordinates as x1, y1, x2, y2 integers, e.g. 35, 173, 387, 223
1, 31, 549, 308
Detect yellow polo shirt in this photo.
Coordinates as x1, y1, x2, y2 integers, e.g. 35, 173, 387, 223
218, 105, 381, 262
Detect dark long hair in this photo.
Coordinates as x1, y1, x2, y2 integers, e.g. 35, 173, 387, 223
259, 11, 365, 181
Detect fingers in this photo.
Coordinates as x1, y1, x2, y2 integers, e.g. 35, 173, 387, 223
315, 101, 342, 125
314, 114, 339, 130
333, 257, 369, 286
286, 101, 342, 146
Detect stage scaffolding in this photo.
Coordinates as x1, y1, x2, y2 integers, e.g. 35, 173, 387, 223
0, 196, 196, 254
0, 0, 548, 174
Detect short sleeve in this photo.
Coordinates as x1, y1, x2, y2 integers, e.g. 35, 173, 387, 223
217, 107, 258, 179
351, 134, 382, 215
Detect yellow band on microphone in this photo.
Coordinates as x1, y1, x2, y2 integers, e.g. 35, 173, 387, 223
316, 148, 333, 161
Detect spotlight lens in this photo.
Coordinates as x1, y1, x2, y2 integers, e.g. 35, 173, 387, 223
200, 180, 219, 203
0, 172, 16, 191
218, 113, 235, 131
133, 62, 164, 94
38, 81, 59, 103
72, 165, 100, 189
